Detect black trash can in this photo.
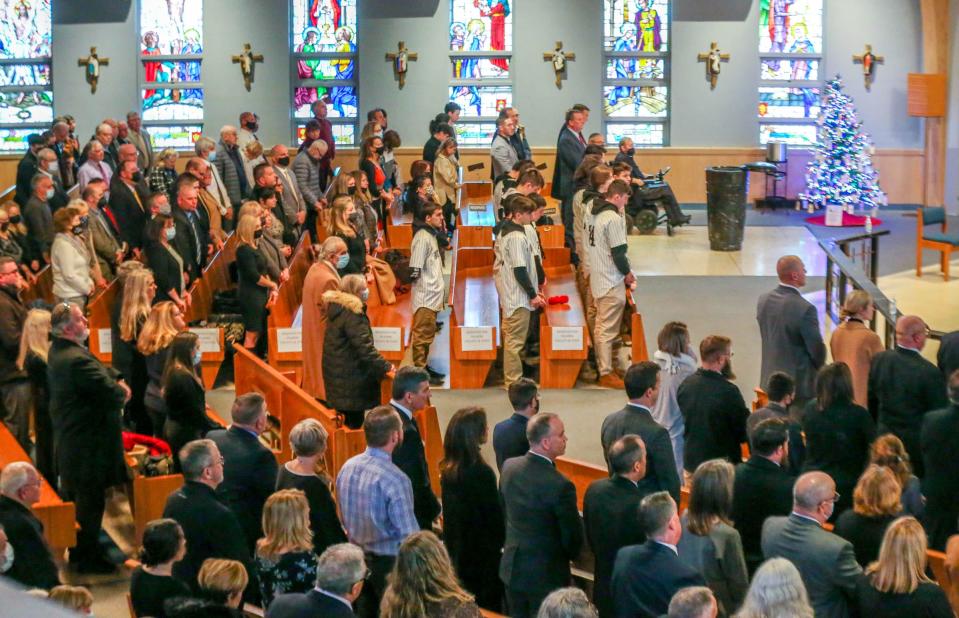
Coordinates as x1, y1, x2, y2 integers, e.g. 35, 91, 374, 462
706, 166, 749, 251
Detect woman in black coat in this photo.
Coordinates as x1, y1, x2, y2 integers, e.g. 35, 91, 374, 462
802, 362, 876, 519
143, 215, 190, 311
439, 407, 505, 612
162, 331, 219, 472
321, 276, 393, 429
235, 214, 278, 354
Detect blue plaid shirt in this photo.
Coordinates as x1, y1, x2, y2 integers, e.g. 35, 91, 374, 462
335, 447, 418, 556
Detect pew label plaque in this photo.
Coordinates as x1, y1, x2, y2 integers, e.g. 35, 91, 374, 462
191, 328, 221, 353
551, 326, 584, 351
97, 329, 112, 354
372, 327, 402, 352
461, 327, 494, 352
276, 328, 303, 354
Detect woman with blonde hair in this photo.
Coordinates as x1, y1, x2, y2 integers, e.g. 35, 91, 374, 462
835, 465, 903, 567
869, 433, 924, 518
275, 418, 347, 554
326, 195, 366, 275
235, 213, 278, 353
254, 489, 317, 606
380, 530, 481, 618
855, 517, 954, 616
735, 557, 813, 618
197, 558, 249, 609
118, 268, 156, 433
433, 137, 461, 231
138, 301, 186, 433
148, 147, 179, 195
677, 459, 749, 616
241, 140, 265, 187
18, 308, 55, 482
829, 290, 884, 407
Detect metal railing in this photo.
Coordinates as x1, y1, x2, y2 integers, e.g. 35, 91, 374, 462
820, 231, 944, 348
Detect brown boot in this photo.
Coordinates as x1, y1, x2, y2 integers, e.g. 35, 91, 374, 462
597, 373, 626, 389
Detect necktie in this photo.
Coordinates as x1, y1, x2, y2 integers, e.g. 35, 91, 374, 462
98, 162, 108, 180
101, 206, 120, 233
129, 184, 144, 211
577, 132, 586, 146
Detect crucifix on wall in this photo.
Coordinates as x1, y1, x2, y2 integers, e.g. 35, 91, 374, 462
232, 43, 264, 91
853, 45, 884, 91
697, 42, 730, 90
385, 41, 418, 89
543, 41, 575, 89
78, 47, 109, 95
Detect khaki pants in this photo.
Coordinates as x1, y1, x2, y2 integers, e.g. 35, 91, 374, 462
576, 264, 597, 338
593, 286, 626, 376
502, 307, 531, 387
407, 307, 438, 368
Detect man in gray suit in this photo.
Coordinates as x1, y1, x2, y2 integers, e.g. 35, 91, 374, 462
491, 117, 520, 179
757, 255, 826, 407
82, 180, 123, 280
761, 471, 861, 618
126, 112, 154, 174
269, 144, 306, 239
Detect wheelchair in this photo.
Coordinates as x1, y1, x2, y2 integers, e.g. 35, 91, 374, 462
625, 166, 680, 236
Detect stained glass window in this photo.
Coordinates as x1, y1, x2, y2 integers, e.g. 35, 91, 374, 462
603, 0, 670, 147
0, 0, 52, 151
139, 0, 203, 149
757, 0, 823, 145
291, 0, 358, 145
449, 0, 513, 145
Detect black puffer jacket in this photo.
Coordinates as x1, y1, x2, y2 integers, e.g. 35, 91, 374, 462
321, 290, 392, 412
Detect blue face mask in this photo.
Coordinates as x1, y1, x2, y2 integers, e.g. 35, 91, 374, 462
193, 348, 202, 366
207, 150, 217, 162
360, 289, 369, 302
165, 227, 176, 240
336, 253, 349, 270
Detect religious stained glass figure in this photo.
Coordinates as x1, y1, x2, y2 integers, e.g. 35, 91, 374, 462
0, 0, 53, 141
293, 0, 358, 121
476, 0, 510, 71
140, 0, 203, 119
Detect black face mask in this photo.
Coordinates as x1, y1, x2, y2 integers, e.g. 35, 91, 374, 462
348, 186, 357, 195
626, 148, 636, 157
131, 171, 143, 183
254, 229, 263, 239
0, 223, 8, 232
277, 156, 290, 166
246, 122, 259, 132
72, 224, 84, 235
8, 215, 20, 224
376, 146, 385, 155
97, 197, 107, 209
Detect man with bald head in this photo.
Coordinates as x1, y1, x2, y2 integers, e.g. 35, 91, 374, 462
761, 472, 861, 618
868, 314, 947, 477
757, 255, 826, 408
301, 236, 348, 401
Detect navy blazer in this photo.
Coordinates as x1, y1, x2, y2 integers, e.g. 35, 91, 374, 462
611, 541, 705, 618
266, 589, 356, 618
390, 404, 441, 530
492, 412, 530, 472
550, 127, 585, 200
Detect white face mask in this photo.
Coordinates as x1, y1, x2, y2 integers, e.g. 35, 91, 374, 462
0, 540, 14, 573
45, 188, 55, 200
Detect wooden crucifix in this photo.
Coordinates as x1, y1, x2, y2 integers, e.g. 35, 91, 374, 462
543, 41, 575, 89
385, 42, 418, 89
853, 45, 884, 91
232, 43, 264, 91
697, 42, 730, 90
78, 47, 109, 95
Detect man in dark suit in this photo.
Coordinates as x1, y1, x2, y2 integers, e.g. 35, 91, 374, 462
732, 418, 796, 573
868, 314, 947, 477
601, 361, 680, 502
208, 393, 279, 554
14, 134, 43, 207
920, 369, 959, 550
747, 371, 805, 471
938, 330, 959, 380
266, 543, 365, 618
47, 303, 130, 574
761, 471, 862, 618
757, 256, 826, 408
551, 108, 587, 259
677, 335, 750, 476
0, 462, 60, 589
163, 439, 254, 597
172, 182, 212, 284
500, 413, 583, 617
611, 491, 705, 618
35, 148, 69, 213
584, 435, 650, 618
23, 173, 55, 263
109, 159, 150, 250
389, 366, 441, 531
492, 377, 539, 471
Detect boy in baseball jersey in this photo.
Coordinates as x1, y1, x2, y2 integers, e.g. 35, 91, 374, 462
407, 202, 446, 385
575, 165, 613, 342
586, 179, 635, 388
493, 196, 546, 387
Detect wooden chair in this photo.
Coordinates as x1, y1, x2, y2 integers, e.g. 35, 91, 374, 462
916, 206, 959, 281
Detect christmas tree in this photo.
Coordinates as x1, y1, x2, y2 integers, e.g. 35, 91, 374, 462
801, 76, 887, 211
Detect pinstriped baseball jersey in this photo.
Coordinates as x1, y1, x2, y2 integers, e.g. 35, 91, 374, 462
494, 222, 538, 316
587, 202, 629, 298
410, 228, 445, 311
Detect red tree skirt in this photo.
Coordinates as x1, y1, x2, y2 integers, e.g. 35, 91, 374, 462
805, 212, 883, 228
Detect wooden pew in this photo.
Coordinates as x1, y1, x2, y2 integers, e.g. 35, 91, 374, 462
554, 456, 606, 513
87, 279, 120, 363
540, 248, 588, 388
0, 424, 76, 554
366, 278, 412, 365
183, 232, 238, 325
448, 246, 499, 389
265, 232, 315, 383
385, 204, 413, 251
536, 223, 565, 250
752, 387, 769, 412
132, 473, 184, 545
21, 265, 53, 306
928, 549, 959, 615
631, 310, 650, 363
233, 344, 366, 479
457, 200, 496, 248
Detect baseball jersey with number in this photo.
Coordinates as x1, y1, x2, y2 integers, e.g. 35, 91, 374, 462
494, 222, 538, 316
410, 228, 445, 311
587, 202, 629, 298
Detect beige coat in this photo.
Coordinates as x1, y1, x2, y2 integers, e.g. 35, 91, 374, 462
433, 153, 461, 207
301, 259, 341, 400
199, 188, 227, 244
830, 319, 884, 408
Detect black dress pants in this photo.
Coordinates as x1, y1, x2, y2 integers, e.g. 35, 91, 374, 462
356, 553, 395, 618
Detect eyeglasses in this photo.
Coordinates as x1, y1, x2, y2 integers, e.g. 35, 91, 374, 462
822, 492, 840, 505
